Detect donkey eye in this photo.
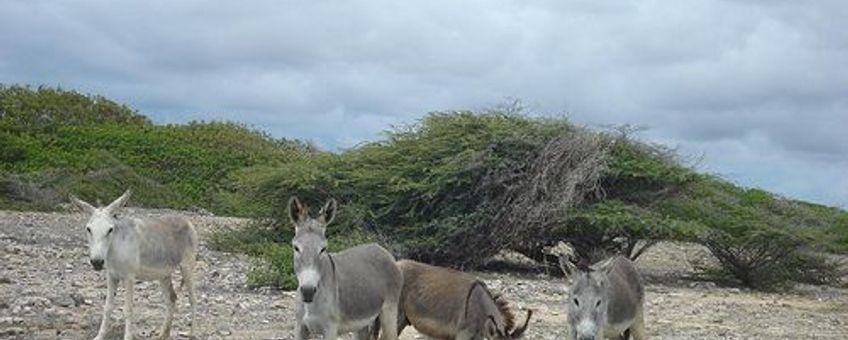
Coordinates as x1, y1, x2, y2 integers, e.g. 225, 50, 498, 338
595, 300, 602, 308
573, 298, 579, 306
106, 228, 113, 235
319, 247, 327, 254
86, 227, 91, 234
293, 245, 300, 253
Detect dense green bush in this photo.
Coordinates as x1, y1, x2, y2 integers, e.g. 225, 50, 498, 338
699, 228, 841, 290
0, 85, 149, 132
238, 112, 613, 269
552, 200, 704, 262
232, 111, 845, 289
660, 176, 844, 288
0, 87, 305, 214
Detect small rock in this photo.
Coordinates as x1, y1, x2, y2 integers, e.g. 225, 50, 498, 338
0, 327, 25, 337
70, 292, 86, 306
51, 294, 76, 308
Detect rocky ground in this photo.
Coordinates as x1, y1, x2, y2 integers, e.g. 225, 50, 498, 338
1, 209, 846, 339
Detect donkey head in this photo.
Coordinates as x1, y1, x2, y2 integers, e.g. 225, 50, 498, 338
567, 258, 614, 340
70, 189, 132, 271
484, 309, 533, 339
289, 196, 337, 303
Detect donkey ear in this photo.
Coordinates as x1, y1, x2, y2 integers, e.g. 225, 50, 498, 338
591, 257, 617, 274
319, 198, 337, 225
558, 254, 577, 276
484, 316, 500, 338
288, 196, 308, 226
576, 257, 592, 273
105, 189, 132, 212
69, 195, 95, 213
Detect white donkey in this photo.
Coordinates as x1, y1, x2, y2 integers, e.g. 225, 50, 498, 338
71, 190, 198, 340
289, 197, 403, 340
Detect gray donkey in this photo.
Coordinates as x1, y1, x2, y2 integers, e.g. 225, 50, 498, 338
289, 197, 403, 340
377, 260, 532, 340
565, 256, 646, 340
71, 189, 197, 340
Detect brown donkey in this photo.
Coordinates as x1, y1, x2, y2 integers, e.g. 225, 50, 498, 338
374, 260, 532, 340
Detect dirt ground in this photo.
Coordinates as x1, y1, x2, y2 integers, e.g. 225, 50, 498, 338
1, 209, 846, 339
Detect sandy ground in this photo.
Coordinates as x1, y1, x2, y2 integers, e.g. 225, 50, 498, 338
1, 209, 846, 339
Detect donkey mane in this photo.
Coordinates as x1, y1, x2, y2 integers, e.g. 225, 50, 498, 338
494, 294, 516, 332
464, 280, 516, 332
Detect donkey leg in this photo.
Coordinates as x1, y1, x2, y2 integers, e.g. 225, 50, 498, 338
630, 309, 648, 340
180, 261, 197, 338
365, 317, 380, 340
294, 324, 308, 340
396, 313, 409, 338
94, 276, 118, 340
123, 276, 135, 340
158, 276, 176, 340
454, 330, 479, 340
378, 301, 399, 340
324, 324, 339, 340
355, 325, 373, 340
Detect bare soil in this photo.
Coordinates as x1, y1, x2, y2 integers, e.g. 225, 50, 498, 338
0, 209, 845, 339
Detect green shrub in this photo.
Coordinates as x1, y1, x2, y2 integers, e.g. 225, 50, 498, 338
245, 111, 610, 268
659, 176, 845, 289
550, 200, 704, 263
0, 85, 149, 132
0, 132, 26, 164
2, 120, 301, 214
228, 110, 846, 289
699, 227, 841, 290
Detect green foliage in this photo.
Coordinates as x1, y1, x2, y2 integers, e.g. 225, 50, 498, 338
3, 85, 845, 291
226, 110, 846, 289
0, 85, 303, 215
699, 227, 841, 290
659, 176, 845, 288
557, 200, 705, 261
0, 131, 27, 164
604, 134, 696, 203
245, 111, 597, 268
0, 85, 149, 132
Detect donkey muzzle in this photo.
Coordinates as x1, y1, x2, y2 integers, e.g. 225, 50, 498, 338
300, 285, 317, 303
90, 259, 104, 271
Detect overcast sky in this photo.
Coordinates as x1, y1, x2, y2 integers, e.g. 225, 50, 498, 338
1, 0, 846, 207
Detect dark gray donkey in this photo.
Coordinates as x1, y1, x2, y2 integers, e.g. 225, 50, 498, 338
289, 197, 403, 340
71, 190, 197, 340
565, 256, 647, 340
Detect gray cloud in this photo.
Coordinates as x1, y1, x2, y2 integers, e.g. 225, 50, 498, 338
1, 0, 846, 207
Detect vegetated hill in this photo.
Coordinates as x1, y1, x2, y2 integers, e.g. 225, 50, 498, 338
1, 85, 844, 290
0, 85, 308, 215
